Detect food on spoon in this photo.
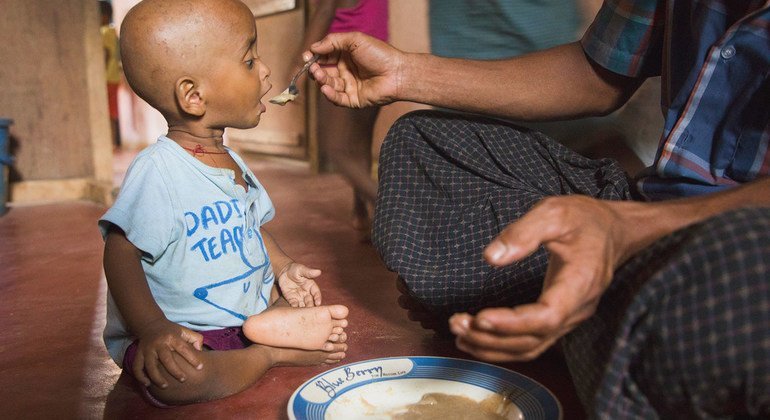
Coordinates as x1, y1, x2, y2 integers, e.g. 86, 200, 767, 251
269, 88, 298, 105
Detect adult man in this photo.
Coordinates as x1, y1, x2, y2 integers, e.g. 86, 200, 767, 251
308, 1, 769, 417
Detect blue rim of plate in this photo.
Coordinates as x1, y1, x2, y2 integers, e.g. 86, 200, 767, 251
287, 356, 562, 420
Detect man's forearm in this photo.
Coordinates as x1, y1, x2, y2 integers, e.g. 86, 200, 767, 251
615, 177, 770, 264
399, 42, 640, 121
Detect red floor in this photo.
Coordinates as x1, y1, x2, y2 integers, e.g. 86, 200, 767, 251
0, 152, 585, 419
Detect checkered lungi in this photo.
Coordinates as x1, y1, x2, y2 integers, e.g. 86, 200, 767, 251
372, 110, 770, 418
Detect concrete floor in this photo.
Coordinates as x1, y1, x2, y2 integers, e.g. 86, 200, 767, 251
0, 150, 585, 419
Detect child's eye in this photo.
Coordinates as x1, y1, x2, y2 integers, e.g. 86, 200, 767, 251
245, 59, 254, 69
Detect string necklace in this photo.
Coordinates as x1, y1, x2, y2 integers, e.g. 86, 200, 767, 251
178, 141, 247, 190
182, 144, 229, 156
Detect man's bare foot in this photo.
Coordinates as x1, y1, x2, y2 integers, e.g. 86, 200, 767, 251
242, 305, 349, 350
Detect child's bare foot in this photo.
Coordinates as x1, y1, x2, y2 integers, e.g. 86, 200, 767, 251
243, 305, 349, 350
270, 341, 348, 367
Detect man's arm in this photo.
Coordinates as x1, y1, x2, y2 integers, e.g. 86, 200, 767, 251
308, 34, 643, 121
613, 176, 770, 265
488, 176, 770, 273
451, 176, 770, 362
398, 42, 641, 121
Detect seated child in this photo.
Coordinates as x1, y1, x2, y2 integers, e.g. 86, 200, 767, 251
99, 0, 349, 406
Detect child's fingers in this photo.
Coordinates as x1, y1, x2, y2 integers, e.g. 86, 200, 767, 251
158, 349, 187, 383
174, 342, 203, 372
132, 351, 151, 387
144, 354, 169, 389
180, 329, 204, 351
311, 285, 322, 306
285, 293, 302, 307
299, 266, 322, 279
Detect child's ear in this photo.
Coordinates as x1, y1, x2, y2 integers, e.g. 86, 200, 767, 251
174, 77, 206, 117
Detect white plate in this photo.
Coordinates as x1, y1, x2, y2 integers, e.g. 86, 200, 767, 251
287, 356, 562, 420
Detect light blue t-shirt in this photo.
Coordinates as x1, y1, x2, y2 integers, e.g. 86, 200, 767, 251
99, 137, 276, 364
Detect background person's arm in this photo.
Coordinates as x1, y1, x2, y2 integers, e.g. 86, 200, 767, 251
288, 0, 338, 76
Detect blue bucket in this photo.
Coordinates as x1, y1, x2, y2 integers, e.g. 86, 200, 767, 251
0, 118, 14, 216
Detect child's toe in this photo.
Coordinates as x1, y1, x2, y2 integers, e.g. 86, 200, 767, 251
328, 304, 349, 319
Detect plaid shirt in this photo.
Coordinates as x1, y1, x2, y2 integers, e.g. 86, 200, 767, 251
582, 0, 770, 200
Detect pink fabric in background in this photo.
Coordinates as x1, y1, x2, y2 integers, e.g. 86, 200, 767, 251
327, 0, 388, 41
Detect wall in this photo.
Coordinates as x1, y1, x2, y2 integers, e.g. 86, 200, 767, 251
0, 0, 113, 205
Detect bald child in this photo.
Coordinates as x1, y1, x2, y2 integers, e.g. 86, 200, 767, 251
99, 0, 349, 406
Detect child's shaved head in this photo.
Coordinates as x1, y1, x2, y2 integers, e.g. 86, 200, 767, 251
120, 0, 255, 120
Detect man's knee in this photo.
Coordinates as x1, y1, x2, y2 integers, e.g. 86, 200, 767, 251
380, 110, 444, 156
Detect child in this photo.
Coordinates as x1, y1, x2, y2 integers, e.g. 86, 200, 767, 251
99, 0, 349, 406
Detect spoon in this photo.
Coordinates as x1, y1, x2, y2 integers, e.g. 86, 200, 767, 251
269, 54, 320, 105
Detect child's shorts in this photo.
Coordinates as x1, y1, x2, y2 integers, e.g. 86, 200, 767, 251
122, 326, 250, 407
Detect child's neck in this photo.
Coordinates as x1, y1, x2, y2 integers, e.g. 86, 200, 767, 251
166, 127, 225, 151
166, 126, 245, 189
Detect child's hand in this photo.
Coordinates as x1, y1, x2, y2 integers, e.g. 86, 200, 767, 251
277, 262, 322, 307
133, 319, 204, 389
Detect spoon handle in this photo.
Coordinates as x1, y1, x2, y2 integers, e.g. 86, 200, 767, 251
290, 54, 320, 85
